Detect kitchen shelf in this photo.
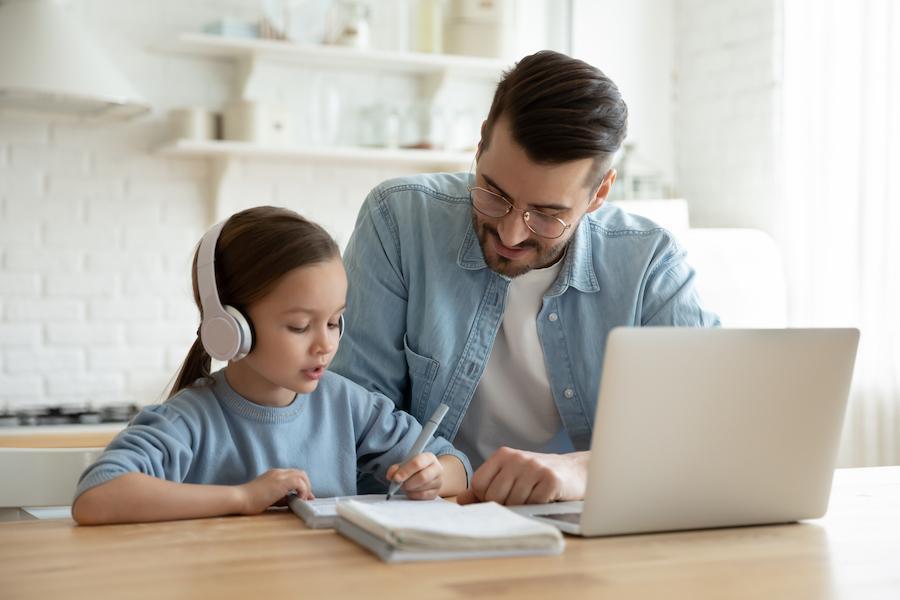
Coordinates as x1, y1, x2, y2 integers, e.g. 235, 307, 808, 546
157, 139, 474, 169
164, 32, 507, 79
158, 33, 490, 214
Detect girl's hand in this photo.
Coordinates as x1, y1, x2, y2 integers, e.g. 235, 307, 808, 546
386, 452, 443, 500
236, 468, 314, 515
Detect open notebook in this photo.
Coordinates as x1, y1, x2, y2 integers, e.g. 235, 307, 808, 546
335, 499, 565, 562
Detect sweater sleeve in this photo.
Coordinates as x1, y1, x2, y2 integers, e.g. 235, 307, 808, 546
74, 404, 196, 500
354, 392, 472, 487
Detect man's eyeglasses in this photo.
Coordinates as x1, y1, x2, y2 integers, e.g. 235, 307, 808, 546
468, 186, 572, 240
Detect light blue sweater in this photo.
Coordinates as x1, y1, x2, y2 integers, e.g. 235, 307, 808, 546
75, 370, 471, 499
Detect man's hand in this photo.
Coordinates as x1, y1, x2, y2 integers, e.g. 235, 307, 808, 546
456, 448, 590, 505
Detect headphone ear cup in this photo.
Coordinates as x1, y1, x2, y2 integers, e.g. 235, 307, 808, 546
200, 310, 242, 362
338, 314, 345, 341
224, 305, 253, 360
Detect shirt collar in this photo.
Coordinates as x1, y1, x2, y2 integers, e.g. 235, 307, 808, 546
547, 216, 601, 295
457, 223, 488, 270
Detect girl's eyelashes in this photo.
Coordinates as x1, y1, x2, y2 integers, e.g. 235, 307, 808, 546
287, 321, 340, 333
286, 309, 343, 333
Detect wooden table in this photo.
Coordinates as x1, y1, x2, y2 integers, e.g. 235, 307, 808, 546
1, 467, 898, 600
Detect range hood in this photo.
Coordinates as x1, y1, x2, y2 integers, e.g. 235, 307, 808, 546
0, 0, 150, 121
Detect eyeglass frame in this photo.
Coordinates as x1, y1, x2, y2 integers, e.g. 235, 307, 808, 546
467, 185, 574, 240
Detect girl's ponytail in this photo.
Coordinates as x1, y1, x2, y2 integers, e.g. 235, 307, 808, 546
168, 334, 213, 398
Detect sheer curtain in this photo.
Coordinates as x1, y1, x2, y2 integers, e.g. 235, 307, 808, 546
781, 0, 900, 466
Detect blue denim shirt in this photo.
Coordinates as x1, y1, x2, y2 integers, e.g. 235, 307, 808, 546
332, 172, 719, 486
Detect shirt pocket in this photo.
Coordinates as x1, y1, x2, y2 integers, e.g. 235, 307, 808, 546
402, 334, 440, 418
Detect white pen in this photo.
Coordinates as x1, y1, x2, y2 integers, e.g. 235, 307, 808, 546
385, 403, 450, 501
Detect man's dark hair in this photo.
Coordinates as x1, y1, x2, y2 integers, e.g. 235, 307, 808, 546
480, 50, 628, 186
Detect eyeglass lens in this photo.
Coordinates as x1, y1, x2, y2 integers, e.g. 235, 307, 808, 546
471, 188, 566, 238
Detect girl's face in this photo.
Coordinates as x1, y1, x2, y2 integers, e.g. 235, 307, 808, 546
225, 256, 347, 407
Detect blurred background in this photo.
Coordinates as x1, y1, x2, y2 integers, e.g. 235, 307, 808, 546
0, 0, 896, 467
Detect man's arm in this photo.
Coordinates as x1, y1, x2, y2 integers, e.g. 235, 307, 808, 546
641, 245, 721, 327
331, 189, 411, 407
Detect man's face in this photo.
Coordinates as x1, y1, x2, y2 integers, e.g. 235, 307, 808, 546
472, 117, 613, 278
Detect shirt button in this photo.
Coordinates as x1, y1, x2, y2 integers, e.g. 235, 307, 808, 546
563, 388, 575, 398
548, 312, 559, 322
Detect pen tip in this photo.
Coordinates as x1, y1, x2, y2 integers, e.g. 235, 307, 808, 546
385, 494, 391, 501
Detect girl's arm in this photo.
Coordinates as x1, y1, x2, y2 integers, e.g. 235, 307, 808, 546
72, 468, 313, 525
353, 392, 473, 492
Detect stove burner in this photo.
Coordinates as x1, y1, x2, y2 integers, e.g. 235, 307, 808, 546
0, 404, 140, 427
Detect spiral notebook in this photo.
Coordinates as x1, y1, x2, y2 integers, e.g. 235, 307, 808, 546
335, 499, 565, 562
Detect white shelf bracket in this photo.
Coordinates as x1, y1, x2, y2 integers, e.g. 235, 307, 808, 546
420, 71, 449, 104
209, 157, 242, 222
235, 55, 262, 100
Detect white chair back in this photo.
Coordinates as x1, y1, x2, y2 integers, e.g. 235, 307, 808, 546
0, 447, 102, 508
682, 228, 788, 328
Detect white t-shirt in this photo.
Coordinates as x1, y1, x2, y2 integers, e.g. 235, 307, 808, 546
455, 260, 574, 468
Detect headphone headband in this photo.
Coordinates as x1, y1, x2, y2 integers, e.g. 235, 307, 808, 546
196, 219, 227, 322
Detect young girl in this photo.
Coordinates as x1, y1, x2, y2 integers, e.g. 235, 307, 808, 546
72, 206, 470, 525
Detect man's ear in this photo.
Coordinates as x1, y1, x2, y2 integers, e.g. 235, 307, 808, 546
587, 169, 617, 213
476, 119, 487, 158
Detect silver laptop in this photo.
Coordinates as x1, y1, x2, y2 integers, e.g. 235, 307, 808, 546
512, 327, 859, 536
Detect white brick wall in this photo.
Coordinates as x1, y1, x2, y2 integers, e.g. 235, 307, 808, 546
572, 0, 676, 189
674, 0, 780, 232
0, 0, 492, 412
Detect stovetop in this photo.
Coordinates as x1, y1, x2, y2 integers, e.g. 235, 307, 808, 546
0, 405, 140, 427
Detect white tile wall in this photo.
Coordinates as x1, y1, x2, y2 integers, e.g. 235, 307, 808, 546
674, 0, 780, 231
0, 0, 485, 411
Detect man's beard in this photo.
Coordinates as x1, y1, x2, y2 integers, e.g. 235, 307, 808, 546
472, 213, 569, 278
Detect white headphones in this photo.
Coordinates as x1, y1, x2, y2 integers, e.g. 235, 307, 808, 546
196, 218, 345, 362
197, 219, 253, 362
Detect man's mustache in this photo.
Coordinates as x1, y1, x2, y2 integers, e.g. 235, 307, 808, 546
482, 225, 540, 251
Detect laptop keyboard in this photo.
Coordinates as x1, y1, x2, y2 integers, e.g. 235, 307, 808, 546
538, 512, 582, 524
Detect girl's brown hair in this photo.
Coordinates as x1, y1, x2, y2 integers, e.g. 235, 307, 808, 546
169, 206, 339, 397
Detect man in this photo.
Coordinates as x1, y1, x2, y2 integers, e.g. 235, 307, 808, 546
331, 50, 719, 505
